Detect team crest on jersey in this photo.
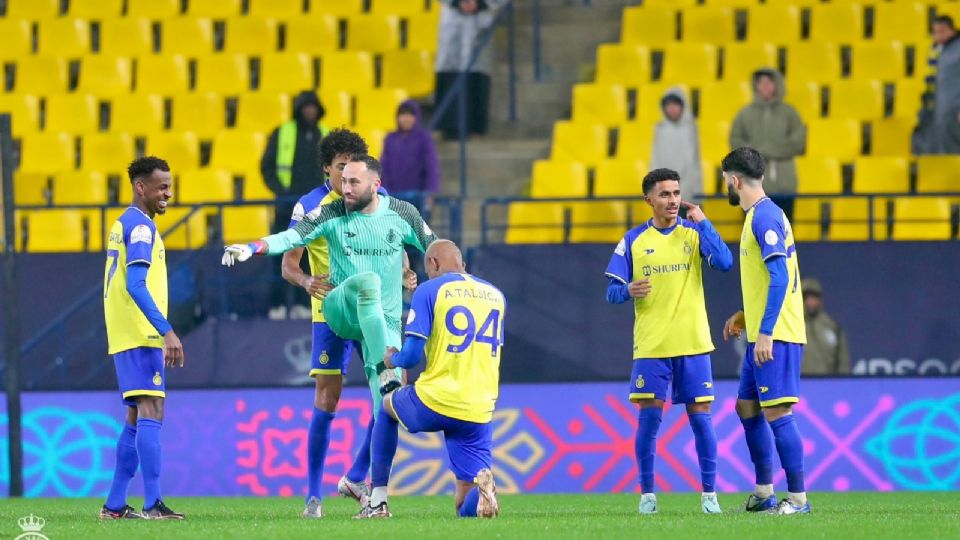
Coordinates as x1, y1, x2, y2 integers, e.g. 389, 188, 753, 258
319, 351, 330, 365
152, 372, 162, 386
683, 241, 693, 255
386, 229, 398, 244
635, 375, 645, 389
131, 224, 153, 244
642, 265, 652, 277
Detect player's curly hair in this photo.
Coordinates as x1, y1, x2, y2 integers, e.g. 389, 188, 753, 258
642, 168, 681, 194
721, 147, 766, 182
127, 156, 170, 183
319, 128, 369, 168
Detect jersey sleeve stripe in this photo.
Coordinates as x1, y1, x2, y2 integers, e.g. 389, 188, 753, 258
405, 331, 429, 340
126, 258, 151, 266
762, 252, 787, 261
605, 272, 628, 284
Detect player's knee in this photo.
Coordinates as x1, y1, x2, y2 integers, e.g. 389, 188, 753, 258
761, 404, 792, 422
736, 399, 761, 419
686, 402, 711, 415
357, 272, 382, 293
636, 399, 664, 410
136, 396, 164, 421
314, 380, 342, 412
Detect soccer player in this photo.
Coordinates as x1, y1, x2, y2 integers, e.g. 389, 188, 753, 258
720, 147, 810, 515
355, 239, 504, 519
605, 168, 733, 515
100, 156, 185, 520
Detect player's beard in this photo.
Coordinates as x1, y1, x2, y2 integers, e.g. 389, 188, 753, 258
726, 184, 740, 206
346, 186, 376, 212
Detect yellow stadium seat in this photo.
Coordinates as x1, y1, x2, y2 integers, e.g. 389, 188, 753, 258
683, 6, 736, 44
0, 94, 41, 137
806, 119, 861, 161
355, 88, 410, 131
371, 0, 428, 15
569, 201, 629, 243
160, 17, 214, 56
796, 157, 842, 194
594, 159, 647, 197
722, 43, 777, 83
15, 56, 68, 94
792, 198, 824, 241
0, 20, 32, 61
874, 2, 927, 45
644, 0, 696, 6
13, 172, 49, 205
171, 93, 225, 138
146, 132, 200, 171
100, 18, 153, 56
786, 42, 841, 83
347, 15, 401, 53
699, 119, 732, 159
195, 54, 250, 94
285, 16, 339, 55
530, 160, 588, 198
224, 17, 279, 55
661, 43, 718, 85
629, 201, 655, 226
916, 156, 960, 192
351, 126, 386, 158
382, 50, 434, 97
127, 0, 180, 17
6, 0, 59, 18
406, 11, 440, 52
550, 121, 608, 167
156, 207, 210, 249
745, 5, 801, 44
893, 197, 953, 240
829, 79, 883, 120
699, 82, 751, 123
828, 197, 882, 241
78, 56, 132, 97
700, 159, 718, 196
785, 81, 821, 121
700, 199, 744, 241
636, 83, 691, 123
810, 4, 865, 43
249, 0, 303, 17
52, 170, 108, 205
765, 0, 817, 6
596, 44, 652, 88
178, 169, 234, 204
852, 157, 909, 193
893, 79, 924, 119
242, 172, 274, 201
616, 121, 656, 160
187, 0, 242, 17
109, 94, 164, 134
851, 41, 906, 82
259, 53, 314, 94
320, 89, 352, 127
236, 92, 290, 132
134, 55, 189, 95
222, 206, 273, 244
870, 118, 913, 157
81, 132, 135, 175
311, 0, 365, 16
20, 132, 74, 174
622, 6, 677, 47
45, 94, 99, 134
505, 202, 565, 244
20, 210, 96, 253
211, 131, 267, 174
38, 18, 90, 57
320, 52, 375, 93
572, 84, 628, 127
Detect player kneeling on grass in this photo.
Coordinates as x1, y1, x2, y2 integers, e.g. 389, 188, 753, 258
356, 240, 505, 519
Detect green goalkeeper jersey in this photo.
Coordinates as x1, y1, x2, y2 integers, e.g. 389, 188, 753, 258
263, 194, 437, 332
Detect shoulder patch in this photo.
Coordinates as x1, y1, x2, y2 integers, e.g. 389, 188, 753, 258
614, 239, 626, 256
130, 224, 153, 245
407, 309, 416, 324
291, 202, 305, 221
764, 229, 779, 246
422, 221, 433, 236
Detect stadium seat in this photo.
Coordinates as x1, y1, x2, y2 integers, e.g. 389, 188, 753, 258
224, 17, 279, 55
700, 159, 718, 195
127, 0, 180, 17
20, 210, 93, 253
284, 16, 339, 55
171, 93, 226, 138
852, 157, 909, 194
156, 207, 210, 249
347, 15, 401, 53
145, 132, 201, 171
616, 121, 656, 160
629, 201, 654, 226
236, 92, 290, 132
596, 44, 652, 88
765, 0, 816, 6
45, 94, 99, 134
569, 201, 629, 243
100, 18, 153, 56
221, 206, 273, 244
851, 42, 906, 82
0, 20, 32, 61
178, 169, 235, 204
187, 0, 242, 17
311, 0, 365, 16
52, 170, 109, 205
785, 81, 821, 121
916, 156, 960, 192
505, 202, 565, 244
259, 53, 314, 94
160, 17, 214, 56
661, 44, 719, 85
320, 89, 352, 127
6, 0, 59, 18
572, 84, 628, 127
786, 42, 842, 83
698, 119, 732, 160
38, 18, 91, 57
530, 160, 588, 198
249, 0, 303, 17
243, 173, 274, 201
698, 82, 751, 123
211, 131, 267, 175
108, 94, 164, 134
382, 50, 435, 97
371, 0, 428, 15
893, 197, 953, 240
870, 118, 913, 157
874, 2, 927, 45
828, 197, 883, 241
81, 132, 135, 175
78, 56, 132, 97
796, 157, 842, 194
352, 126, 386, 158
195, 54, 250, 95
13, 172, 49, 206
829, 80, 883, 120
683, 6, 736, 44
134, 55, 189, 95
550, 121, 608, 167
893, 79, 924, 119
792, 198, 825, 241
700, 200, 744, 241
594, 159, 647, 197
405, 11, 441, 52
320, 52, 375, 93
810, 3, 865, 44
721, 43, 777, 83
622, 7, 677, 47
0, 94, 41, 137
14, 56, 68, 94
745, 5, 801, 44
355, 88, 410, 131
20, 132, 74, 174
806, 119, 861, 161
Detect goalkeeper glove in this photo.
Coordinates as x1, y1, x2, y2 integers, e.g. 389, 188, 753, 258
221, 241, 264, 266
375, 361, 401, 396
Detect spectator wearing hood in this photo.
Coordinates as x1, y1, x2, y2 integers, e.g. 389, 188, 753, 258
729, 68, 806, 221
801, 278, 850, 375
649, 88, 702, 207
926, 15, 960, 154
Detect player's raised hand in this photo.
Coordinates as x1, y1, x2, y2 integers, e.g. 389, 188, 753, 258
628, 278, 652, 299
681, 201, 706, 223
222, 244, 254, 266
301, 274, 333, 300
403, 268, 418, 291
163, 330, 184, 368
723, 310, 745, 341
754, 333, 774, 366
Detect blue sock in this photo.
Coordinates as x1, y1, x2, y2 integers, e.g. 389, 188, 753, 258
105, 423, 138, 511
136, 418, 162, 509
770, 415, 805, 493
458, 487, 480, 518
371, 406, 399, 488
688, 412, 717, 493
739, 414, 775, 486
346, 416, 375, 483
307, 408, 335, 501
635, 407, 662, 494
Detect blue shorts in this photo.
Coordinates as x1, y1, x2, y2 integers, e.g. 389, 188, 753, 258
310, 322, 356, 377
114, 347, 165, 407
390, 386, 492, 482
629, 354, 715, 404
738, 341, 804, 407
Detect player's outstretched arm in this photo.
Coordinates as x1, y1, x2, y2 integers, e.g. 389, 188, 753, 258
682, 201, 733, 271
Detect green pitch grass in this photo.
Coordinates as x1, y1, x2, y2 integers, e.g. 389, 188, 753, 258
1, 492, 958, 540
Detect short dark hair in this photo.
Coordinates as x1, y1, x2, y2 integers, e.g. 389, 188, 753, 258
127, 156, 169, 183
319, 128, 369, 167
642, 168, 681, 195
934, 15, 955, 29
349, 154, 381, 177
721, 147, 765, 180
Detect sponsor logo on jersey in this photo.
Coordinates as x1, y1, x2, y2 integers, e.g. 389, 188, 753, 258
760, 386, 769, 393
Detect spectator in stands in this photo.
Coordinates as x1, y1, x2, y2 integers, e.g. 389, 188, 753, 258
435, 0, 507, 140
650, 88, 702, 208
801, 278, 850, 376
913, 16, 957, 153
729, 69, 806, 221
926, 16, 960, 154
381, 100, 441, 222
260, 91, 327, 319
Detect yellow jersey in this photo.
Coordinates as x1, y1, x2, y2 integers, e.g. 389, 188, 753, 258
290, 183, 339, 323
